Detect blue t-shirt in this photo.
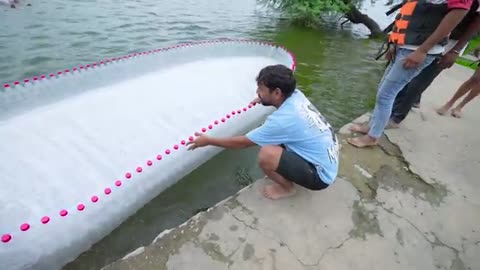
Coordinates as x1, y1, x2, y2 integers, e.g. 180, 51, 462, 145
246, 89, 339, 184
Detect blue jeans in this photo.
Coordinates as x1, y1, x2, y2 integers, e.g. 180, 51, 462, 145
368, 48, 436, 138
391, 58, 443, 124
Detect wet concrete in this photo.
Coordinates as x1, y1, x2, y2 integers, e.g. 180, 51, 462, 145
103, 64, 479, 270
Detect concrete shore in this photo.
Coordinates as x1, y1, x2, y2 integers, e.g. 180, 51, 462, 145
103, 64, 480, 270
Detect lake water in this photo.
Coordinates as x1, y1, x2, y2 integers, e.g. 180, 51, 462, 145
0, 0, 391, 269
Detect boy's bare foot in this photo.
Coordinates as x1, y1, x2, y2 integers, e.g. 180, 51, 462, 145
436, 104, 451, 115
413, 102, 421, 108
348, 123, 369, 134
347, 135, 378, 148
261, 183, 296, 200
386, 119, 400, 129
451, 108, 463, 118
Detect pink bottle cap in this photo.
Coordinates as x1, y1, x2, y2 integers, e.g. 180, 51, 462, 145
136, 167, 143, 173
33, 77, 38, 81
147, 160, 153, 166
50, 73, 55, 77
214, 120, 219, 125
60, 209, 68, 217
91, 196, 99, 203
24, 79, 30, 83
226, 114, 231, 119
189, 136, 194, 142
173, 145, 179, 150
165, 149, 171, 155
202, 128, 207, 132
14, 81, 20, 85
237, 110, 242, 114
41, 216, 50, 224
57, 71, 62, 75
232, 111, 236, 115
125, 172, 132, 179
1, 234, 12, 243
20, 223, 30, 231
65, 69, 70, 73
243, 107, 247, 111
181, 140, 186, 145
41, 75, 46, 79
77, 204, 85, 211
104, 188, 112, 195
248, 104, 252, 108
156, 154, 163, 160
3, 84, 9, 88
208, 125, 213, 129
115, 180, 122, 186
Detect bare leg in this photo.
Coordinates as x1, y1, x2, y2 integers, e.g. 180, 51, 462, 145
438, 69, 480, 115
258, 146, 296, 200
451, 84, 480, 118
348, 123, 369, 134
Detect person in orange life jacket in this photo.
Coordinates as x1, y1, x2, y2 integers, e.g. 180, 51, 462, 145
388, 0, 480, 126
347, 0, 472, 148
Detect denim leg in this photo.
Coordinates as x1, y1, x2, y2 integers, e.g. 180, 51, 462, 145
368, 48, 436, 138
369, 62, 394, 129
391, 81, 409, 120
390, 59, 443, 123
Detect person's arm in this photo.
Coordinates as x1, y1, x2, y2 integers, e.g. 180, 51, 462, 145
206, 135, 255, 149
187, 116, 290, 150
439, 15, 480, 68
186, 132, 255, 150
451, 16, 480, 52
417, 10, 470, 53
404, 5, 470, 68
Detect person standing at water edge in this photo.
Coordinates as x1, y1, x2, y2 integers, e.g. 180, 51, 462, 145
389, 0, 480, 126
348, 0, 472, 147
187, 65, 339, 200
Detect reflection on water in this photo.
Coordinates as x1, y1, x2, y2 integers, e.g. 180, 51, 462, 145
1, 0, 390, 269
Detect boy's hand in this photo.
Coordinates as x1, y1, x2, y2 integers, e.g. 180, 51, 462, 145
385, 47, 395, 61
251, 96, 261, 105
187, 132, 210, 150
438, 51, 459, 69
403, 50, 427, 69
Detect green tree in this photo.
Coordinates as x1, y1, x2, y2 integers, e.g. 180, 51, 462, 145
259, 0, 396, 37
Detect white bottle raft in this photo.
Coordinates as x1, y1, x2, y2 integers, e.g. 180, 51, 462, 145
0, 39, 296, 270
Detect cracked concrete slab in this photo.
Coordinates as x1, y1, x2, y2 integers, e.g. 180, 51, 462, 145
104, 64, 479, 270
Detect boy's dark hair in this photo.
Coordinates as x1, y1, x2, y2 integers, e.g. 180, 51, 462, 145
256, 65, 296, 98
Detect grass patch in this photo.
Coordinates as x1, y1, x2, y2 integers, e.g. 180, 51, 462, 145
455, 36, 479, 70
456, 57, 477, 70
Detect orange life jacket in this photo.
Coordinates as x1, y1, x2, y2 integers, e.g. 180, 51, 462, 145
389, 0, 449, 46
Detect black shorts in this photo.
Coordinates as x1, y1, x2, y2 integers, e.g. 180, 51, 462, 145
275, 149, 329, 191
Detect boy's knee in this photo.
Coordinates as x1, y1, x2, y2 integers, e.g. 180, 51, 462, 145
258, 145, 282, 171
